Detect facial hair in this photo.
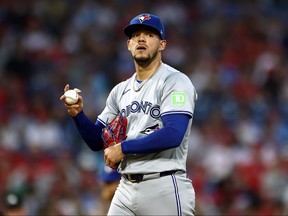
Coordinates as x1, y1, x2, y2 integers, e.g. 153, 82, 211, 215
133, 48, 158, 67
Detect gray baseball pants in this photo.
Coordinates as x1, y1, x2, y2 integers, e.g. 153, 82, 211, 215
107, 172, 195, 215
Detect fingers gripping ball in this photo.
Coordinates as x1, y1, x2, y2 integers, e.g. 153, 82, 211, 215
64, 89, 79, 105
102, 115, 128, 149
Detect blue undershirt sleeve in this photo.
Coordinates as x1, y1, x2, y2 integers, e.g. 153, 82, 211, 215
121, 114, 190, 154
72, 111, 105, 151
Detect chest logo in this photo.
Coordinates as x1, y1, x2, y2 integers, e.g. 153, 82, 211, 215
120, 100, 160, 119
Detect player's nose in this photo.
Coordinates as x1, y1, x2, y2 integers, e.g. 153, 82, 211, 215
138, 33, 146, 42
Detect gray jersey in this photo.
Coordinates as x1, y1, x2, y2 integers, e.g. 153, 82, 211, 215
98, 62, 197, 174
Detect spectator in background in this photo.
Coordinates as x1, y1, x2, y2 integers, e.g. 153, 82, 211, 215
98, 165, 121, 215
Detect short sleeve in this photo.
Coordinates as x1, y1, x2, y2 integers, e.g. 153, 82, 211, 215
160, 73, 197, 118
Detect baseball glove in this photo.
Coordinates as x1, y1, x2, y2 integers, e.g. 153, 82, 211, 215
102, 115, 128, 149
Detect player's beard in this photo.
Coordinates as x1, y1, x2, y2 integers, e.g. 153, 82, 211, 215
133, 49, 158, 67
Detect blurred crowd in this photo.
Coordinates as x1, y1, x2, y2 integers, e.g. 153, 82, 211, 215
0, 0, 288, 215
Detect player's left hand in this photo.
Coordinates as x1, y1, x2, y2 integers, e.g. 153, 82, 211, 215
104, 143, 125, 169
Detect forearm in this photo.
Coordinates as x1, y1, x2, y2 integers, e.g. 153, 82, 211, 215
73, 111, 105, 151
121, 114, 190, 154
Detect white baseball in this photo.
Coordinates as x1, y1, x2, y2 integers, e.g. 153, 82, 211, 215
64, 89, 79, 105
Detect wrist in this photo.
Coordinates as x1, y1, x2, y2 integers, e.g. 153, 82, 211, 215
116, 143, 125, 159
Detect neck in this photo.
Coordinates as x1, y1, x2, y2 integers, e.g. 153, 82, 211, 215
135, 57, 162, 81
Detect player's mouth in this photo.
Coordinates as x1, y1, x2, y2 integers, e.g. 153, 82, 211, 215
136, 45, 147, 50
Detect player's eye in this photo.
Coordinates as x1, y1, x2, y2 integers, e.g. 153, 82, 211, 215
131, 33, 139, 38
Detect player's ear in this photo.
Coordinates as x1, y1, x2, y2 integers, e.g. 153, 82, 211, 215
159, 40, 167, 51
127, 40, 131, 51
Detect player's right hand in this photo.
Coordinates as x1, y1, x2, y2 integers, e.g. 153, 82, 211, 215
60, 84, 83, 117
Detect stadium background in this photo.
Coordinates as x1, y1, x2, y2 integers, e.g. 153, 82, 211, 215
1, 0, 288, 215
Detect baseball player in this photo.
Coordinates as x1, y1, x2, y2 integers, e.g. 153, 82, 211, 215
60, 13, 197, 215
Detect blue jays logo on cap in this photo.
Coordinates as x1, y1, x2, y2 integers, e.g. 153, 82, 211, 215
138, 14, 151, 23
123, 13, 165, 39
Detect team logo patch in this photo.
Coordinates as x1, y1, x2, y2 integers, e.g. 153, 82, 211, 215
138, 14, 151, 23
172, 92, 186, 105
140, 124, 160, 135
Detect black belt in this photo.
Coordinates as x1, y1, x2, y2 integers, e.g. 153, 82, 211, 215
123, 170, 179, 183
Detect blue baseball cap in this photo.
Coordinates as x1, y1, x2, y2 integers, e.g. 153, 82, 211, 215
124, 13, 165, 39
